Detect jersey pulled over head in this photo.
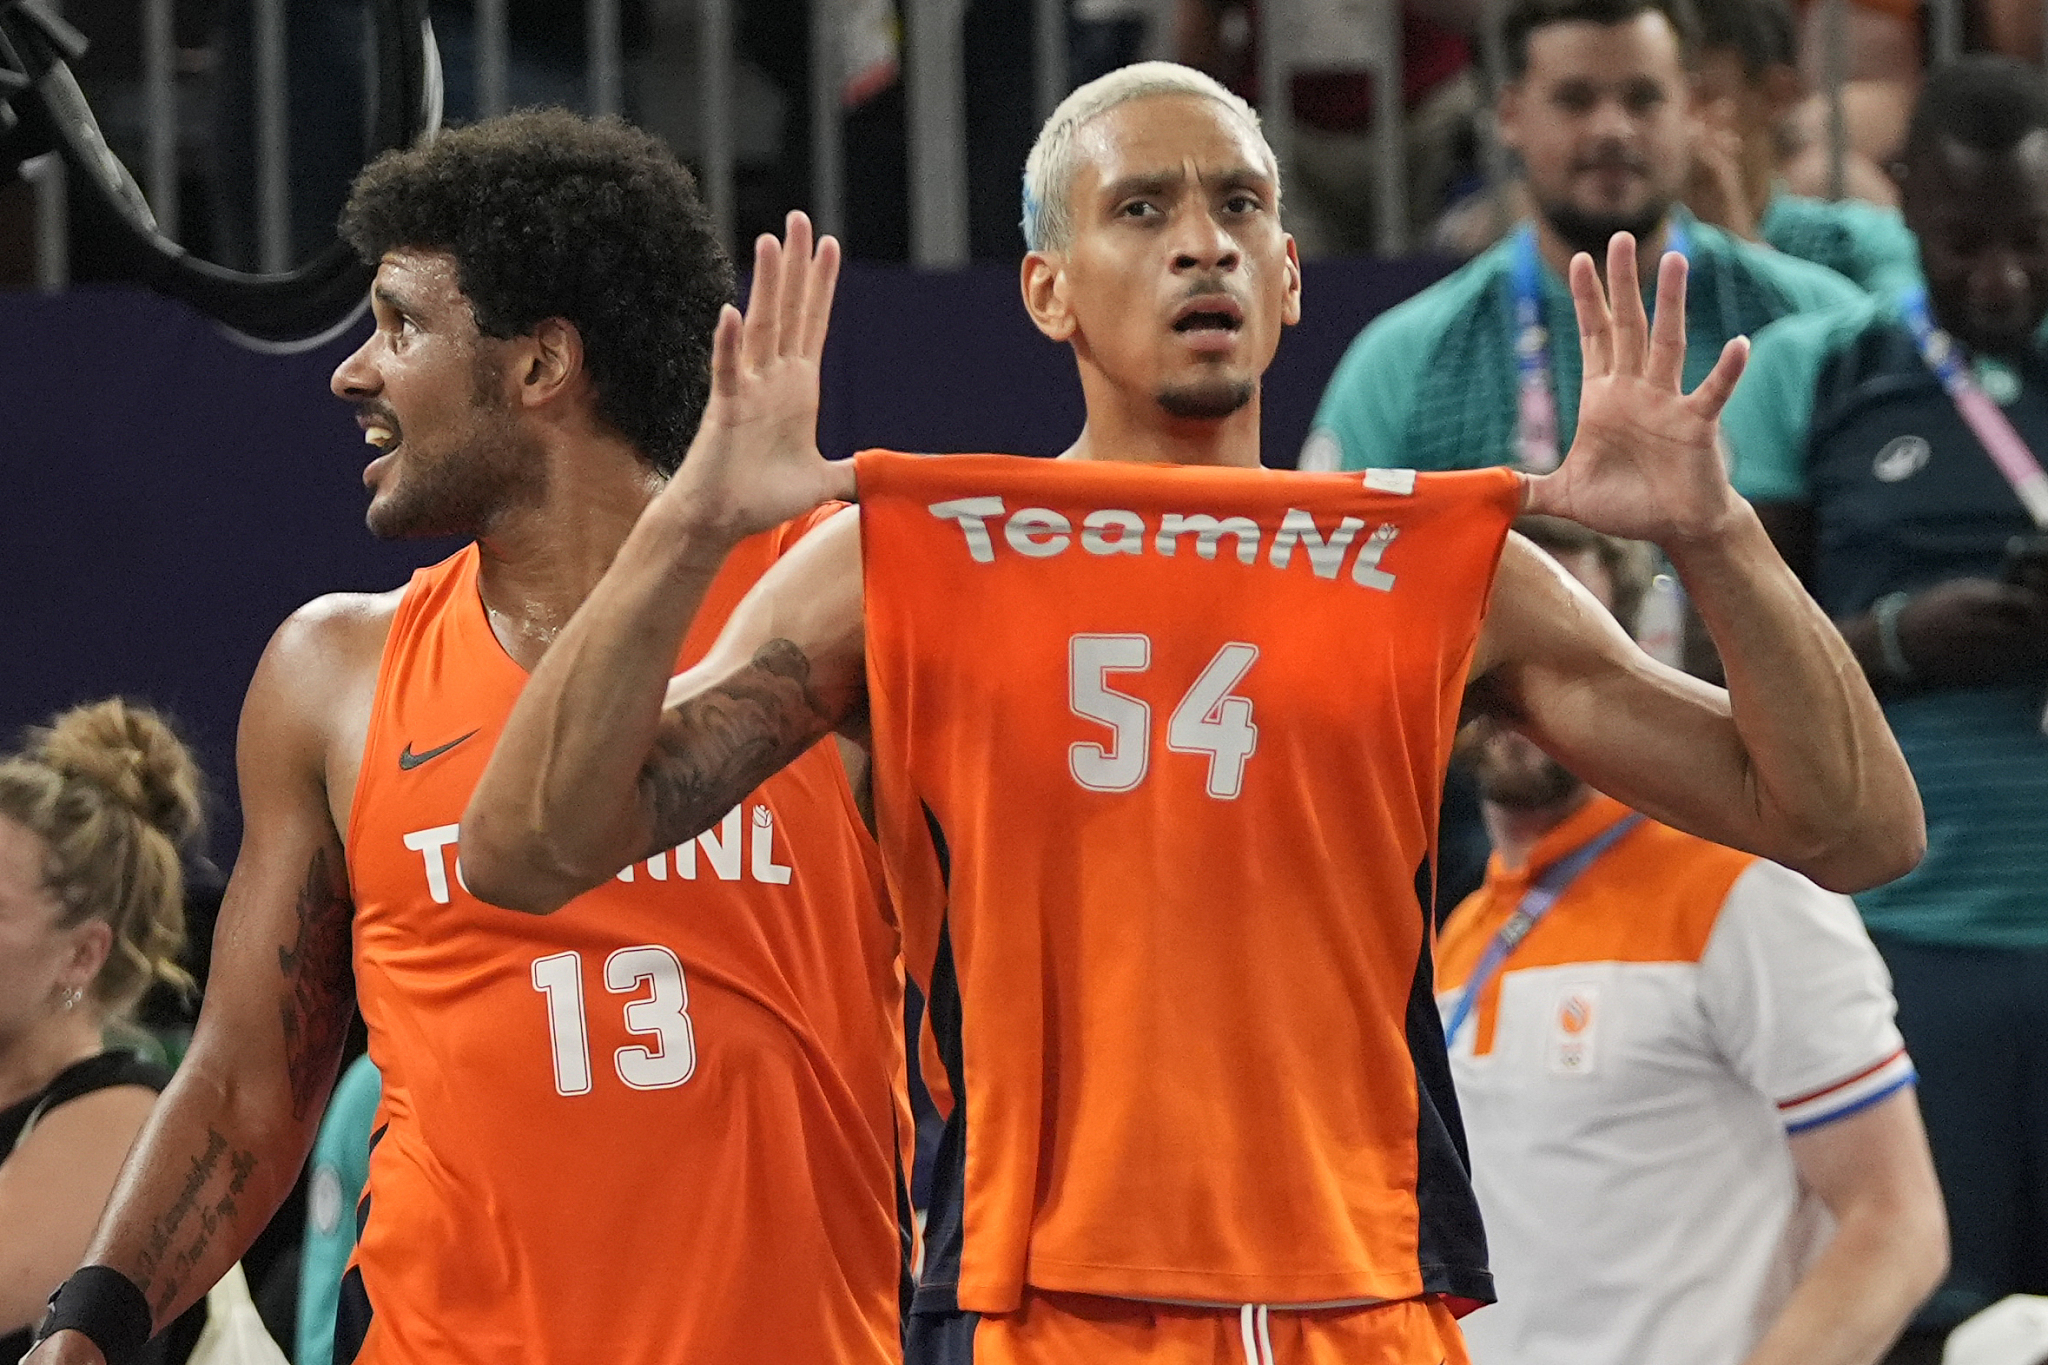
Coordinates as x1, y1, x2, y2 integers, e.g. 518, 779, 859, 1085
331, 110, 736, 539
1019, 63, 1302, 428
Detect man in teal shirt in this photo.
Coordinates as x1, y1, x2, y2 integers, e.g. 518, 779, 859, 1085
1720, 57, 2048, 1357
1304, 0, 1861, 476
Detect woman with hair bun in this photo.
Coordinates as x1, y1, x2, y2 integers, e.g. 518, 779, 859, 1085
0, 699, 205, 1363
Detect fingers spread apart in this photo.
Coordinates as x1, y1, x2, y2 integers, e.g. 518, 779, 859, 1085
1570, 251, 1614, 378
739, 212, 843, 371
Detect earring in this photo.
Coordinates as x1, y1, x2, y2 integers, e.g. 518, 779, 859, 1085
61, 986, 82, 1011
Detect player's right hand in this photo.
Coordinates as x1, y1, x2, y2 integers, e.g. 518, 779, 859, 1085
19, 1329, 108, 1365
663, 210, 851, 546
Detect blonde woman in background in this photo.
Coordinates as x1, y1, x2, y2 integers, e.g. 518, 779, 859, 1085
0, 700, 204, 1365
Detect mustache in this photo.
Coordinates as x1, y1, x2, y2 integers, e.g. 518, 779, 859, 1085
355, 401, 402, 432
1175, 277, 1242, 306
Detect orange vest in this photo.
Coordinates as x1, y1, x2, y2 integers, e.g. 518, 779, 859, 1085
342, 521, 906, 1365
856, 450, 1520, 1313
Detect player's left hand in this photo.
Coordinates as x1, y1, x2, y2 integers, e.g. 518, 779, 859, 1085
1524, 233, 1750, 548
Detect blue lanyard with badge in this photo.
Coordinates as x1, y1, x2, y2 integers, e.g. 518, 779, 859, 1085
1511, 222, 1689, 474
1442, 813, 1646, 1049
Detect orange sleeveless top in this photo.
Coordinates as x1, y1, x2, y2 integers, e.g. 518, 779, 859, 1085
856, 451, 1520, 1314
342, 519, 906, 1365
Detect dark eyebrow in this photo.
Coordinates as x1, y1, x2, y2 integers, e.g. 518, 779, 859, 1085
373, 285, 418, 318
1212, 166, 1276, 195
1099, 165, 1275, 205
1100, 172, 1183, 205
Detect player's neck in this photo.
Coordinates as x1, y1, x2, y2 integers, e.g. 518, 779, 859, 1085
473, 434, 666, 671
1532, 213, 1670, 284
1482, 785, 1596, 873
1061, 384, 1265, 468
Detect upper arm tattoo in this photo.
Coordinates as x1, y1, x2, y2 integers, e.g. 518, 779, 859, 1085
641, 638, 838, 854
277, 845, 355, 1123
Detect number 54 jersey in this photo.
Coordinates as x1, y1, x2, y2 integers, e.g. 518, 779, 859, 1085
342, 515, 908, 1365
856, 451, 1522, 1317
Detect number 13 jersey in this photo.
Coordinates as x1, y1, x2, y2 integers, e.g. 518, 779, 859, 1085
856, 451, 1522, 1316
343, 518, 908, 1365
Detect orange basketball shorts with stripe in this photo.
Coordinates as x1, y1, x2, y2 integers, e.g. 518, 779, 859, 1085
910, 1291, 1471, 1365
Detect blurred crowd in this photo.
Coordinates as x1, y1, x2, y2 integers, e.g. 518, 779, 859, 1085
4, 0, 2043, 278
8, 2, 2048, 1365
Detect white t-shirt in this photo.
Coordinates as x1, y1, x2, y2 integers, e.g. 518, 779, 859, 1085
1438, 806, 1912, 1365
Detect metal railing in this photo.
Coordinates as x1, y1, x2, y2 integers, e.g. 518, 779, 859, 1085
33, 0, 2048, 292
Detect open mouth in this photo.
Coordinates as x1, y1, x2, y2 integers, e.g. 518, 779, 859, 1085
360, 413, 402, 453
1173, 310, 1243, 335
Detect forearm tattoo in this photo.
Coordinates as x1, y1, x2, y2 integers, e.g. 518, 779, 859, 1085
277, 845, 355, 1123
131, 1124, 259, 1314
642, 638, 837, 854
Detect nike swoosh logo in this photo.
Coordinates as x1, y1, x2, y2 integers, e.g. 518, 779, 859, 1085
398, 730, 479, 771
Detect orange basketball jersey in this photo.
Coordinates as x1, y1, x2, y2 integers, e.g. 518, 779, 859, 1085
856, 451, 1522, 1315
342, 519, 908, 1365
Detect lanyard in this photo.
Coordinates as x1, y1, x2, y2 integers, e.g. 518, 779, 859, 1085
1898, 287, 2048, 528
1443, 813, 1646, 1048
1511, 223, 1690, 474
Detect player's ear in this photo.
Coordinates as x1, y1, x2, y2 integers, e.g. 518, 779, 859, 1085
1021, 249, 1077, 343
518, 316, 584, 409
1281, 234, 1303, 327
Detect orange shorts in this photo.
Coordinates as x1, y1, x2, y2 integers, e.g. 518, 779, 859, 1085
927, 1290, 1471, 1365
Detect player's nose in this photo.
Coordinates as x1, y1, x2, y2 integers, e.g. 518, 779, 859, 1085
331, 332, 381, 400
1170, 208, 1239, 273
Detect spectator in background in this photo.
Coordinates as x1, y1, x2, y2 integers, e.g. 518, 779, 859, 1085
0, 700, 208, 1365
1720, 55, 2048, 1364
1780, 0, 1918, 204
1692, 0, 1922, 293
1302, 0, 1859, 477
1439, 517, 1947, 1365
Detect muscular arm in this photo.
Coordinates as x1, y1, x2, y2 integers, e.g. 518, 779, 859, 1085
28, 606, 367, 1362
1742, 1089, 1948, 1365
462, 505, 867, 915
1473, 521, 1922, 894
1484, 238, 1923, 894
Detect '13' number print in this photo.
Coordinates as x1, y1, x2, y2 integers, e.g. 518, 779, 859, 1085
531, 947, 697, 1096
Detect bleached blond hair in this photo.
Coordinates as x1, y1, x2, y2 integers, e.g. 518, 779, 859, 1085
1021, 61, 1278, 253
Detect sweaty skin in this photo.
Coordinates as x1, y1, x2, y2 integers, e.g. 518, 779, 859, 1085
459, 95, 1921, 919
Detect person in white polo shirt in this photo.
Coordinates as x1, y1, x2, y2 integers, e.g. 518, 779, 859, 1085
1439, 515, 1950, 1365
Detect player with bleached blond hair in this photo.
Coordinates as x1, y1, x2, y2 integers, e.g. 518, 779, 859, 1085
460, 62, 1922, 1365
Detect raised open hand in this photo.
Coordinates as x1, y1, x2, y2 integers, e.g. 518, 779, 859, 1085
1524, 233, 1750, 548
664, 210, 851, 541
